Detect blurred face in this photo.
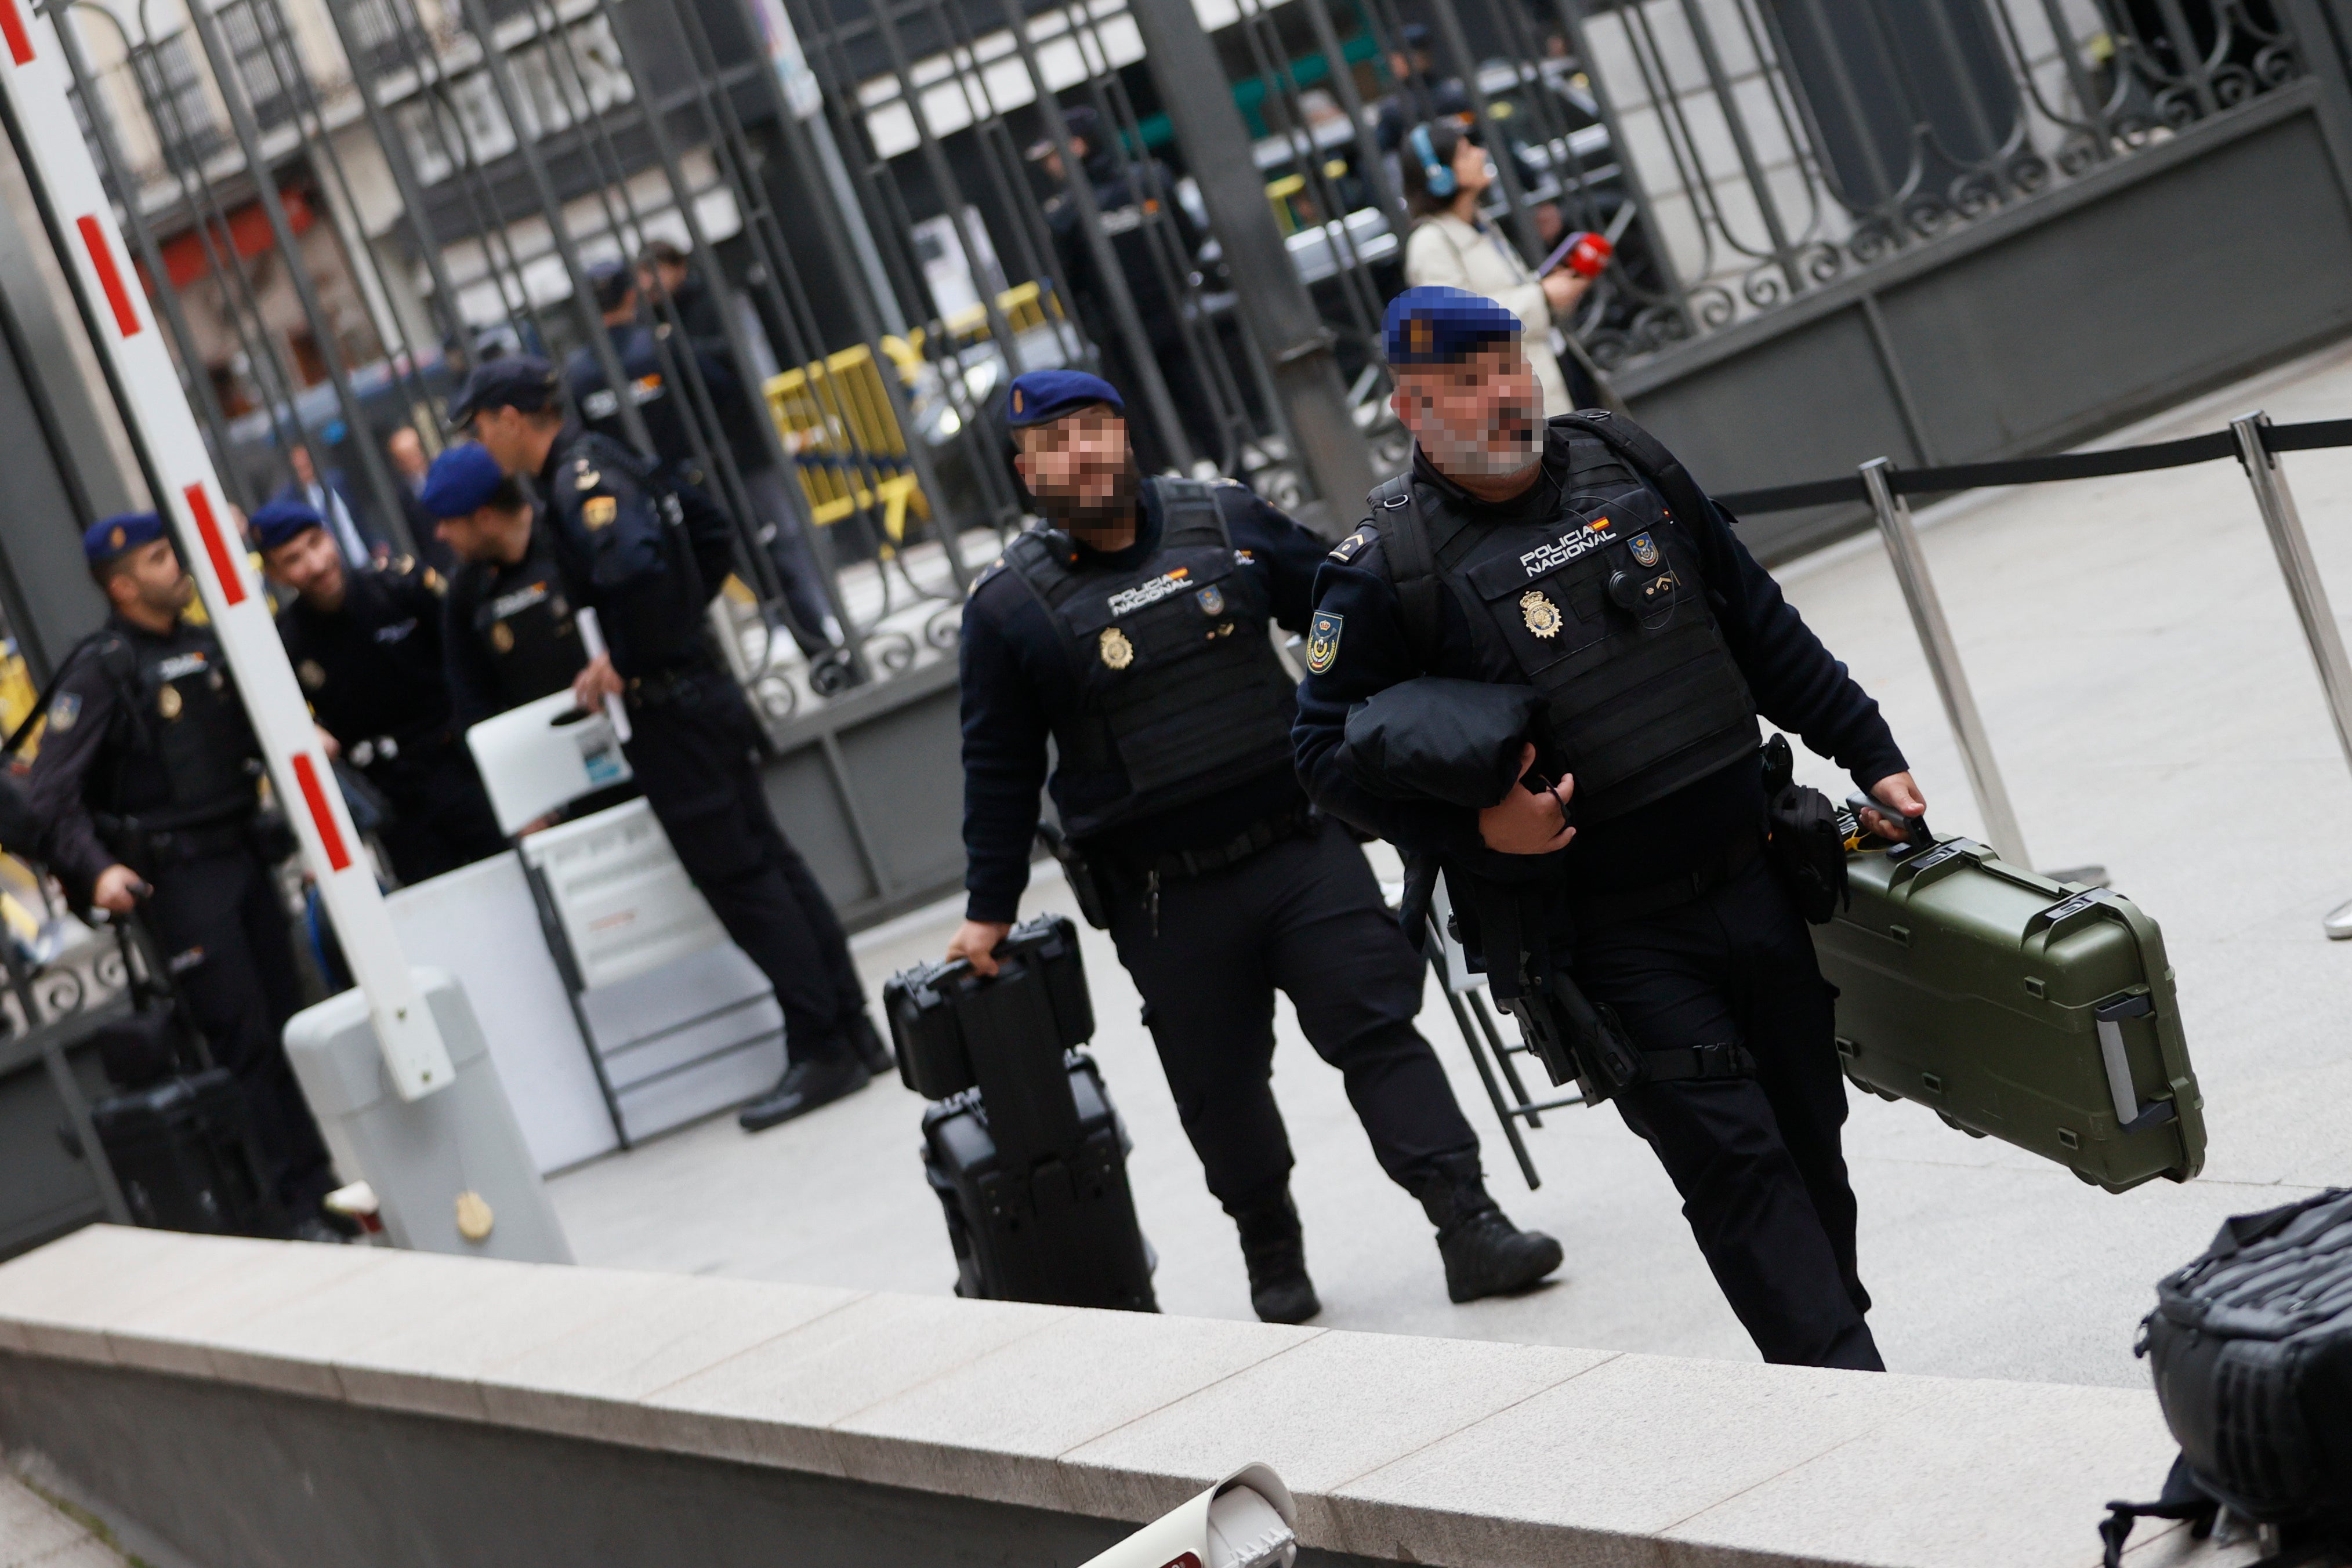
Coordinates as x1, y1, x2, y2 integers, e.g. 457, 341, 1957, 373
288, 445, 317, 486
1393, 343, 1543, 482
262, 525, 346, 611
105, 536, 194, 619
1451, 133, 1493, 201
470, 405, 541, 474
439, 500, 533, 567
387, 428, 428, 480
1014, 407, 1139, 540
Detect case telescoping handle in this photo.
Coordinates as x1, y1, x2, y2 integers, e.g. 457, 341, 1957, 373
1846, 792, 1932, 849
2093, 993, 2175, 1133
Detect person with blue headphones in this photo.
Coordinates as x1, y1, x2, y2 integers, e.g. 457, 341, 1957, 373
1399, 115, 1587, 418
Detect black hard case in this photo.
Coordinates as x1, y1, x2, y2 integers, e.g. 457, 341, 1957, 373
89, 1068, 287, 1236
885, 915, 1154, 1311
86, 912, 290, 1239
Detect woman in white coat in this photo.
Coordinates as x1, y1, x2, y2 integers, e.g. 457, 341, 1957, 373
1398, 118, 1590, 417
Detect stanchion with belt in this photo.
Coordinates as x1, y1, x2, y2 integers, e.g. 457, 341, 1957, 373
1717, 413, 2352, 934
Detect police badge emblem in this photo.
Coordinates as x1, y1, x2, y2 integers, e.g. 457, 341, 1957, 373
583, 496, 618, 530
156, 683, 183, 720
1520, 589, 1564, 639
47, 692, 79, 731
491, 622, 515, 654
1305, 612, 1343, 673
298, 659, 327, 690
1630, 533, 1661, 568
1099, 626, 1135, 670
1195, 585, 1224, 616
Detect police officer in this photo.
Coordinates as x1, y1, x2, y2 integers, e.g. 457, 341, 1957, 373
449, 356, 890, 1121
566, 260, 728, 485
574, 262, 842, 667
253, 498, 505, 886
421, 442, 589, 728
16, 514, 337, 1232
1295, 288, 1929, 1370
1035, 108, 1221, 474
951, 368, 1560, 1323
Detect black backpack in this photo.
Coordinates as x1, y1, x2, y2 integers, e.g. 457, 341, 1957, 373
2101, 1189, 2352, 1567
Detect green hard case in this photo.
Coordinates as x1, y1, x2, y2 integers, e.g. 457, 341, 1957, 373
1811, 834, 2205, 1192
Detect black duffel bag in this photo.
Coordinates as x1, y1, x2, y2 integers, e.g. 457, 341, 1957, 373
2101, 1188, 2352, 1567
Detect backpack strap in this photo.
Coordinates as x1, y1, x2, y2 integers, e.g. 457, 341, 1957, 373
3, 631, 131, 758
1554, 411, 1717, 538
1368, 473, 1440, 671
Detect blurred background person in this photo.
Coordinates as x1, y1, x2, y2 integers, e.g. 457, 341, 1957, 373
636, 241, 845, 666
384, 427, 454, 575
1398, 118, 1591, 416
255, 498, 504, 886
1032, 106, 1222, 475
275, 438, 381, 569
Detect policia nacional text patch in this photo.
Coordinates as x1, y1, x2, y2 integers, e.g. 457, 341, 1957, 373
1306, 612, 1343, 673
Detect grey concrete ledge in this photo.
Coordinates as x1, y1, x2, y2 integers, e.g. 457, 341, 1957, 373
0, 1227, 2236, 1567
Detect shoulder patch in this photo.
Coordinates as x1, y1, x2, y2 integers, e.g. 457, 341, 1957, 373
46, 691, 79, 731
1328, 527, 1374, 564
1305, 611, 1343, 673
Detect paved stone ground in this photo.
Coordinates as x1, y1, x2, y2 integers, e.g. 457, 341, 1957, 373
0, 1475, 129, 1568
549, 340, 2352, 1390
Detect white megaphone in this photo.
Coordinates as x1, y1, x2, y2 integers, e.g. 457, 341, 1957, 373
1078, 1464, 1298, 1568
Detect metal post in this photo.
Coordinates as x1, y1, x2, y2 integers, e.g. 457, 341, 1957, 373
1121, 0, 1375, 529
1858, 457, 2030, 866
2230, 412, 2352, 938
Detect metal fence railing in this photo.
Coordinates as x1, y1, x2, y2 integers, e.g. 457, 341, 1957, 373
28, 0, 2314, 728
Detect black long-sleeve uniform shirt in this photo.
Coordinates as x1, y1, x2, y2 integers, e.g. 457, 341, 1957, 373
959, 477, 1329, 923
1294, 426, 1908, 893
536, 423, 737, 681
280, 562, 455, 749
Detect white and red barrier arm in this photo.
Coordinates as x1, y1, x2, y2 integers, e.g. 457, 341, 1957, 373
0, 0, 453, 1098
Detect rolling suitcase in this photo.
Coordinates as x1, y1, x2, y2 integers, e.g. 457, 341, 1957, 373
85, 911, 292, 1239
886, 914, 1157, 1311
1811, 811, 2205, 1192
90, 1068, 288, 1236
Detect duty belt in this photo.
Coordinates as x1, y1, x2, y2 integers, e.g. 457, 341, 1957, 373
1568, 829, 1762, 925
1125, 805, 1317, 883
1108, 805, 1319, 939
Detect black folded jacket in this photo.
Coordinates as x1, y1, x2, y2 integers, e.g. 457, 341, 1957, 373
1335, 678, 1540, 810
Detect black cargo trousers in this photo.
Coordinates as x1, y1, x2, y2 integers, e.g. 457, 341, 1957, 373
1570, 855, 1882, 1370
1102, 816, 1481, 1214
618, 667, 865, 1064
142, 836, 334, 1210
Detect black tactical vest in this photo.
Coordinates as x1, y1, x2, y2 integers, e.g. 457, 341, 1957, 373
467, 537, 585, 712
1377, 418, 1757, 823
90, 623, 260, 831
1006, 480, 1296, 840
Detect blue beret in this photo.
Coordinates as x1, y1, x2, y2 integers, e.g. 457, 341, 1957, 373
1385, 285, 1521, 365
83, 512, 166, 565
418, 442, 508, 519
447, 354, 561, 426
1004, 369, 1124, 429
249, 498, 324, 552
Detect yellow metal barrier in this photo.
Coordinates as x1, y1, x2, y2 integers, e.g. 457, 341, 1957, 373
765, 343, 932, 546
762, 281, 1070, 545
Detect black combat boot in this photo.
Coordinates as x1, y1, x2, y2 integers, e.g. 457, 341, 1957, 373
738, 1050, 871, 1132
1230, 1186, 1321, 1324
1412, 1153, 1564, 1304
